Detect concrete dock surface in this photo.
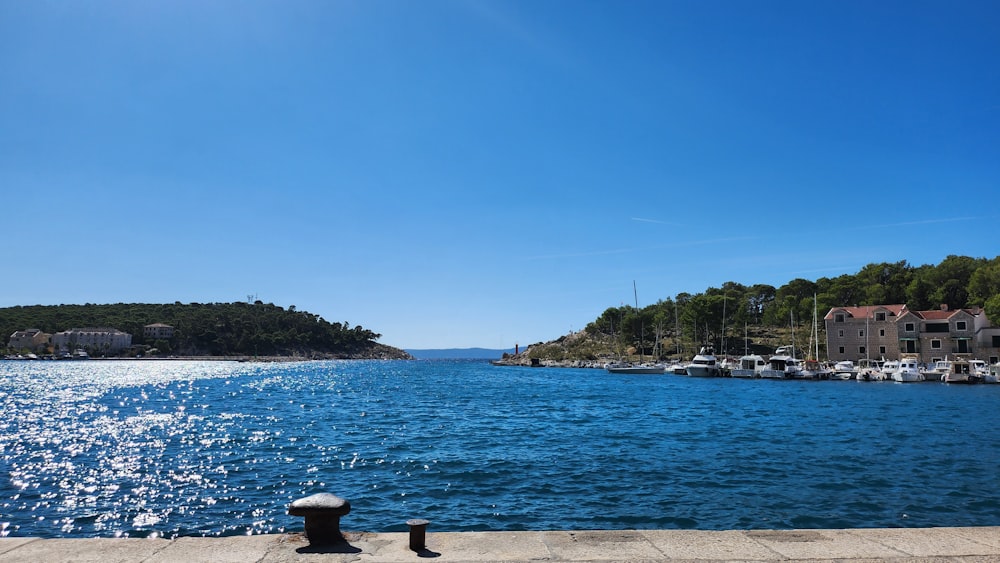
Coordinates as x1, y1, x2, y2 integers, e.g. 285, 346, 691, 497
3, 527, 1000, 562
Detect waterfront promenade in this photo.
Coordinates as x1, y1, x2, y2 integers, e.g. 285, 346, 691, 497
2, 526, 1000, 562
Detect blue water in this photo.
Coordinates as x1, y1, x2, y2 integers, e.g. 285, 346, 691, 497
2, 359, 1000, 539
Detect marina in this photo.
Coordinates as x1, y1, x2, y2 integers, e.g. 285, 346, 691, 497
3, 359, 1000, 540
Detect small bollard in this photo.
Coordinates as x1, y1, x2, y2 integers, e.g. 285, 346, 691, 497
288, 493, 351, 545
406, 518, 430, 551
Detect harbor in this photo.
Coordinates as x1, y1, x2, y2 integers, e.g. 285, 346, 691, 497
3, 526, 1000, 561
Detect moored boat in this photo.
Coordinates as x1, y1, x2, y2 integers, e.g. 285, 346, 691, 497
731, 354, 766, 378
892, 358, 924, 382
856, 358, 885, 381
923, 358, 952, 381
943, 359, 979, 384
760, 346, 802, 379
832, 360, 857, 380
606, 363, 666, 374
880, 359, 900, 380
685, 346, 721, 377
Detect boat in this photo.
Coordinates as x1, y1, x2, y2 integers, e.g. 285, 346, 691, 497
606, 363, 666, 374
970, 359, 990, 379
892, 357, 924, 382
800, 359, 831, 379
879, 359, 900, 380
685, 345, 721, 377
605, 281, 666, 375
923, 358, 952, 381
988, 362, 1000, 384
666, 361, 688, 375
731, 354, 766, 378
760, 346, 802, 379
943, 359, 980, 384
832, 360, 857, 380
799, 295, 829, 379
856, 358, 885, 381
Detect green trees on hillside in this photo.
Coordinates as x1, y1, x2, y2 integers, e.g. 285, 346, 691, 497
585, 255, 1000, 360
0, 302, 382, 357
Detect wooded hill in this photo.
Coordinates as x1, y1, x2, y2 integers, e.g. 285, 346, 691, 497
0, 301, 410, 359
575, 254, 1000, 361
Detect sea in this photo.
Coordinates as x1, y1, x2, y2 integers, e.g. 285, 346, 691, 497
2, 359, 1000, 539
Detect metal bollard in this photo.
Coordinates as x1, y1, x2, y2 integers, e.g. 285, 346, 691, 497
288, 493, 351, 545
406, 518, 430, 551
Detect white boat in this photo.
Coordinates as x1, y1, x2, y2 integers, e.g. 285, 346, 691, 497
879, 359, 900, 380
731, 354, 766, 378
606, 363, 666, 374
606, 281, 665, 375
970, 359, 990, 379
943, 359, 980, 384
666, 362, 688, 375
685, 346, 721, 377
856, 358, 885, 381
760, 346, 802, 379
892, 358, 924, 382
923, 358, 952, 381
988, 362, 1000, 384
832, 360, 857, 380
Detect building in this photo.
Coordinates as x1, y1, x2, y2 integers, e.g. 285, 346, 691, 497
7, 328, 51, 352
824, 304, 907, 362
825, 304, 999, 364
51, 328, 132, 354
143, 323, 175, 340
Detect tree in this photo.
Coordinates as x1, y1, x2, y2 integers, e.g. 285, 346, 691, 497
744, 284, 776, 324
967, 258, 1000, 306
928, 255, 982, 309
985, 294, 1000, 327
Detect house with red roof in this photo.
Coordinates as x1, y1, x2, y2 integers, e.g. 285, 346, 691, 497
824, 305, 907, 362
825, 304, 999, 364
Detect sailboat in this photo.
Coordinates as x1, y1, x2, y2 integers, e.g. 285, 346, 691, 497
606, 282, 665, 374
800, 294, 830, 379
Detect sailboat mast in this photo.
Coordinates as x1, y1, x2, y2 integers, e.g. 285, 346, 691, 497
790, 309, 796, 358
721, 294, 727, 357
813, 294, 820, 361
633, 280, 643, 363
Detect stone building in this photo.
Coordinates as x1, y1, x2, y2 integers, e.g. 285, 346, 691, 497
825, 304, 999, 364
7, 328, 51, 352
824, 304, 907, 362
51, 327, 132, 354
143, 323, 175, 340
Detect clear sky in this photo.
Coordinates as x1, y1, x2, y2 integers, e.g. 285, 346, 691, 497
2, 1, 998, 350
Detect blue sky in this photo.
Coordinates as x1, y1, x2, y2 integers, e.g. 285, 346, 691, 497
2, 1, 998, 349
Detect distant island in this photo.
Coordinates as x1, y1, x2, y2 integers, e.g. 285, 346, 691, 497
0, 302, 411, 360
405, 347, 516, 360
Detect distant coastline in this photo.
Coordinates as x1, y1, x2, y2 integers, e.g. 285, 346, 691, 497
406, 347, 515, 360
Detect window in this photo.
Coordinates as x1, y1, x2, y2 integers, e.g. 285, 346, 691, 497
859, 346, 866, 355
926, 323, 949, 333
994, 335, 1000, 347
859, 330, 865, 337
931, 340, 941, 349
991, 356, 999, 365
879, 346, 886, 354
835, 314, 845, 322
957, 340, 969, 353
876, 312, 886, 321
839, 347, 845, 354
838, 330, 844, 337
905, 322, 915, 332
879, 329, 885, 337
956, 321, 967, 331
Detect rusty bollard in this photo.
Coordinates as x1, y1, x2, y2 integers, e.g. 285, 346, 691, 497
288, 493, 351, 545
406, 518, 430, 551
